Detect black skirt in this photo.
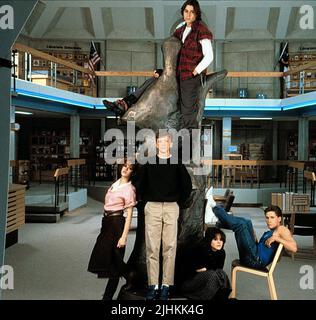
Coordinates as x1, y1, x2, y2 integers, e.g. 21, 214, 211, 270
181, 269, 231, 300
88, 215, 127, 278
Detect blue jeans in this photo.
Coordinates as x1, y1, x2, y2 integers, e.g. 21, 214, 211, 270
213, 206, 265, 269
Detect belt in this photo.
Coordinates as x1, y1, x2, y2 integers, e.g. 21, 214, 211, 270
104, 210, 124, 217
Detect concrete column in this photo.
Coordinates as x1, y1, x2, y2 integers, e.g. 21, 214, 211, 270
222, 117, 232, 159
298, 117, 309, 161
274, 41, 281, 98
215, 41, 223, 71
70, 115, 80, 158
155, 41, 163, 69
214, 42, 223, 96
100, 118, 106, 141
0, 51, 11, 282
0, 0, 38, 299
213, 120, 221, 160
9, 106, 15, 161
9, 106, 16, 183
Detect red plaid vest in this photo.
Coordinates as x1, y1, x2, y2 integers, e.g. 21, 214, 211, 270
173, 21, 213, 81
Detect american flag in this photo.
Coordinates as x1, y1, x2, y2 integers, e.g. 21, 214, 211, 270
87, 41, 101, 87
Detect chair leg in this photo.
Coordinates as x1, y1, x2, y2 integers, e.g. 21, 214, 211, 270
230, 267, 237, 298
267, 275, 278, 300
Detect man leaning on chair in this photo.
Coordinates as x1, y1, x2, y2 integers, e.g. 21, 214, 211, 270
207, 190, 297, 270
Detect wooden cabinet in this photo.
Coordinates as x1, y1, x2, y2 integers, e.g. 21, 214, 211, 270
6, 184, 26, 247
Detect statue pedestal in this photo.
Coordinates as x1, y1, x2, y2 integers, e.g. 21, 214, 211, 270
117, 285, 146, 300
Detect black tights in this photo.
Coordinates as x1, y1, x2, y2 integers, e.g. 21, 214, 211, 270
102, 277, 119, 300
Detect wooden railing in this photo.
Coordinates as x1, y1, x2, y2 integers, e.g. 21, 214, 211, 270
95, 70, 284, 78
13, 43, 315, 99
13, 43, 93, 75
202, 160, 292, 189
13, 43, 285, 80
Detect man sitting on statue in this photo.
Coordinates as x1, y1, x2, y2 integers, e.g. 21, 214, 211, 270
102, 69, 163, 117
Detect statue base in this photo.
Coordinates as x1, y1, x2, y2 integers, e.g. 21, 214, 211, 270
117, 285, 146, 300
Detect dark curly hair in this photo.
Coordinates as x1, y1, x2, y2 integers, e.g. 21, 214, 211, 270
205, 227, 226, 246
117, 159, 136, 181
181, 0, 202, 21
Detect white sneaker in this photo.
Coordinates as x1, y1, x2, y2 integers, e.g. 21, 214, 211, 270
205, 186, 216, 208
205, 205, 218, 225
205, 186, 213, 198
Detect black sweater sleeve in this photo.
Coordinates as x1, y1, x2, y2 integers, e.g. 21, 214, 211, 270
178, 164, 192, 207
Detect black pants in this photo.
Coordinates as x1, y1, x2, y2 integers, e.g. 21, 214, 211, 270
179, 75, 202, 130
124, 77, 157, 107
103, 277, 120, 300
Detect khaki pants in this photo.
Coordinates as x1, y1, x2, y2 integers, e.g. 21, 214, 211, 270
144, 201, 179, 286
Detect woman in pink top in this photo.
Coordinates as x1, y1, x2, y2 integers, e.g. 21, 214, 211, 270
88, 160, 136, 300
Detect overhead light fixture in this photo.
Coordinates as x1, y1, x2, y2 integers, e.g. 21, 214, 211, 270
15, 111, 33, 115
240, 117, 272, 120
106, 116, 117, 119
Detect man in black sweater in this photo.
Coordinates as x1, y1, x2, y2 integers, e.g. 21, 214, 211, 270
137, 132, 192, 300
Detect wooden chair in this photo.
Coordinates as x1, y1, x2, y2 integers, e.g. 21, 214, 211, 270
230, 243, 284, 300
222, 154, 243, 188
239, 165, 260, 188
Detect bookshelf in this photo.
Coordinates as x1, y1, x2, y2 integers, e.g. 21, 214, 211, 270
94, 141, 114, 181
271, 192, 310, 212
18, 48, 97, 96
287, 133, 298, 161
30, 129, 69, 181
287, 52, 316, 97
29, 129, 94, 182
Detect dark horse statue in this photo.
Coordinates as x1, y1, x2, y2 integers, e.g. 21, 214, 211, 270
119, 36, 227, 298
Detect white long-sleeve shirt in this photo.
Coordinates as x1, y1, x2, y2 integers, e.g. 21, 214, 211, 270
181, 26, 214, 74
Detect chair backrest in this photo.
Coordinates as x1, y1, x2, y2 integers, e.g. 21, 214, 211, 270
267, 243, 283, 275
224, 188, 231, 198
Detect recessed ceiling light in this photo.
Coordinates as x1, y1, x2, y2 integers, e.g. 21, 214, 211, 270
15, 111, 33, 115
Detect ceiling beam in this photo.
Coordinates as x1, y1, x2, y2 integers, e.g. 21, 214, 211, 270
43, 1, 316, 9
153, 5, 165, 39
29, 6, 60, 37
90, 7, 106, 39
215, 6, 227, 39
275, 6, 292, 39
